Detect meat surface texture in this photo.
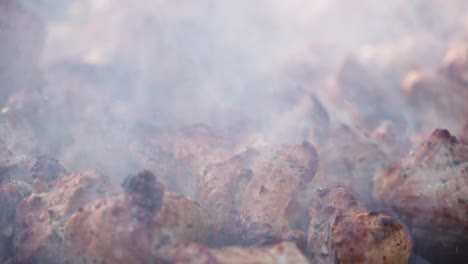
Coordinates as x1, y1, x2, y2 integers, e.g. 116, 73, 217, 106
13, 170, 115, 263
0, 180, 31, 262
198, 142, 319, 246
374, 129, 468, 241
62, 170, 214, 264
307, 187, 412, 264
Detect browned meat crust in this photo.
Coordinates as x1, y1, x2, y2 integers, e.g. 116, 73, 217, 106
374, 129, 468, 241
198, 142, 319, 246
307, 187, 412, 264
0, 180, 31, 262
13, 170, 115, 263
62, 171, 214, 264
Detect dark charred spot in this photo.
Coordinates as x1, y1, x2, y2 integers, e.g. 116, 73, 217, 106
122, 170, 165, 213
230, 209, 239, 215
378, 215, 402, 231
317, 188, 329, 197
240, 168, 253, 181
285, 230, 307, 253
458, 198, 466, 204
241, 222, 274, 246
426, 141, 434, 149
48, 209, 55, 218
432, 129, 458, 144
259, 185, 268, 194
31, 155, 68, 182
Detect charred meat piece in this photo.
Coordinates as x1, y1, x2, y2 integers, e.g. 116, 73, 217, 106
198, 142, 318, 246
374, 129, 468, 241
63, 170, 214, 264
29, 155, 68, 193
0, 151, 67, 190
307, 187, 412, 264
129, 142, 198, 200
13, 170, 115, 264
155, 241, 310, 264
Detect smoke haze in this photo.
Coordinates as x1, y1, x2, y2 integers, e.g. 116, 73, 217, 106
3, 0, 468, 179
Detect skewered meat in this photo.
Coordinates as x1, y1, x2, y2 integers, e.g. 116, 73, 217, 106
198, 142, 318, 246
307, 187, 412, 264
155, 241, 310, 264
62, 170, 214, 263
13, 170, 115, 263
374, 129, 468, 241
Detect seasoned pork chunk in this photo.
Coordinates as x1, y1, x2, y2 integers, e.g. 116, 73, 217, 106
307, 187, 412, 264
198, 142, 318, 246
374, 129, 468, 241
13, 170, 115, 263
62, 170, 214, 264
0, 180, 31, 262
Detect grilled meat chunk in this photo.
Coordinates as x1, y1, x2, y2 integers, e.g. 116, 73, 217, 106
0, 180, 31, 262
13, 170, 115, 263
307, 187, 412, 264
198, 142, 318, 245
63, 170, 214, 264
155, 241, 310, 264
374, 129, 468, 241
